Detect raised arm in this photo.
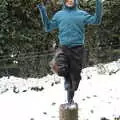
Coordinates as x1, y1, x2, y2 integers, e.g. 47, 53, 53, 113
84, 0, 103, 25
37, 4, 58, 32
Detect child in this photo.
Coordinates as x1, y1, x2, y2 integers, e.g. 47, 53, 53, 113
37, 0, 103, 104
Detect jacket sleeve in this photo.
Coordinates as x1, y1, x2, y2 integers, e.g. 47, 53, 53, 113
37, 4, 58, 32
84, 0, 103, 25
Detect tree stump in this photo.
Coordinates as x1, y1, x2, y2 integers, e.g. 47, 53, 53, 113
59, 103, 78, 120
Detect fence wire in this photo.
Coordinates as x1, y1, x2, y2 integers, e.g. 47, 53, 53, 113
0, 50, 55, 78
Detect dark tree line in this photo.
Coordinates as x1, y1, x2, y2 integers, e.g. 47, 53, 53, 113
0, 0, 120, 78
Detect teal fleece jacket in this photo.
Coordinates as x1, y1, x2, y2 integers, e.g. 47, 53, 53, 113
37, 0, 103, 48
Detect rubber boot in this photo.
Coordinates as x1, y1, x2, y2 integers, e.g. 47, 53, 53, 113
67, 90, 75, 104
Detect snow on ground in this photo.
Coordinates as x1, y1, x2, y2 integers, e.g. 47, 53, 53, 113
0, 59, 120, 120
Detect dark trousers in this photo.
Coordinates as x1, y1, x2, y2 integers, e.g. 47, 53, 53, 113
50, 45, 84, 102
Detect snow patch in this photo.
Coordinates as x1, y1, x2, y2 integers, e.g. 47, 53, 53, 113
0, 59, 120, 120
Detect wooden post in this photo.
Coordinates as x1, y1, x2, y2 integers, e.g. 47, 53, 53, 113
59, 103, 78, 120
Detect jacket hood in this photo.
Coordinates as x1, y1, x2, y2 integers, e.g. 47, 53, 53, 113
59, 0, 79, 8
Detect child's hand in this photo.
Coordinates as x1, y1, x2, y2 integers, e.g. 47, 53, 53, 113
36, 3, 46, 9
36, 4, 43, 9
36, 3, 46, 12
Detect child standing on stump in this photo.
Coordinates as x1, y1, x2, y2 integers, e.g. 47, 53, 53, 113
37, 0, 103, 104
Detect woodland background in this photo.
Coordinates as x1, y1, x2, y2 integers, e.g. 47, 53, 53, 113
0, 0, 120, 78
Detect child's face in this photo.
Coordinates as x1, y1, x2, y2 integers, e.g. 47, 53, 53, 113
65, 0, 74, 7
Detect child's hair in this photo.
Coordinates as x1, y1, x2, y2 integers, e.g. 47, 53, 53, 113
64, 0, 67, 3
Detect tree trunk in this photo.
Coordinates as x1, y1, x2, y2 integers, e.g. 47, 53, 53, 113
59, 103, 78, 120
